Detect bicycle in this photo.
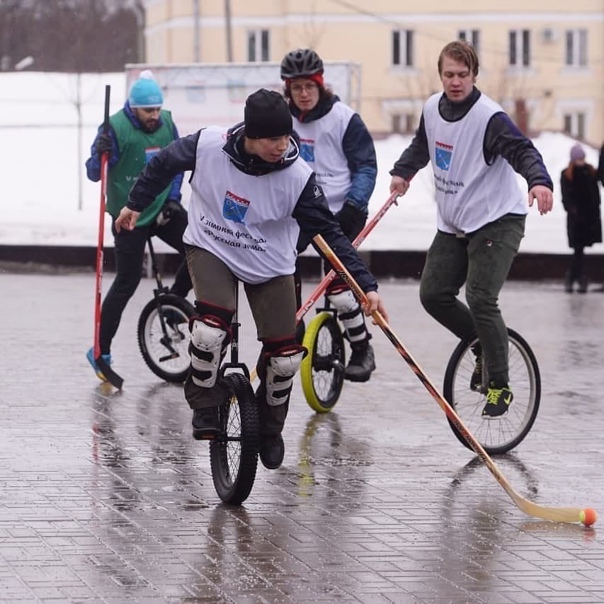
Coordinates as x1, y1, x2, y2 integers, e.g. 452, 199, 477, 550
443, 329, 541, 455
137, 237, 195, 382
195, 285, 261, 505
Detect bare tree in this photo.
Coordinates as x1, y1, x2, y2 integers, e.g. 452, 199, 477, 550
0, 0, 142, 72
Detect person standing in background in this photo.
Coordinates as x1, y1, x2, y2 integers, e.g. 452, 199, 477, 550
280, 48, 378, 383
85, 70, 191, 380
560, 143, 602, 293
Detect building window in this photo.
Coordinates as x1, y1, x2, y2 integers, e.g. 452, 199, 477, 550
565, 29, 588, 67
247, 29, 270, 62
458, 29, 480, 55
392, 113, 415, 134
563, 112, 586, 139
392, 30, 414, 67
509, 29, 531, 67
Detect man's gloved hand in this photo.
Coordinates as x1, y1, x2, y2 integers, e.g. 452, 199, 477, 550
156, 199, 186, 226
95, 133, 113, 157
335, 201, 367, 239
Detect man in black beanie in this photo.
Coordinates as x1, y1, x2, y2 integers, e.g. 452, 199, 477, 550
115, 88, 387, 471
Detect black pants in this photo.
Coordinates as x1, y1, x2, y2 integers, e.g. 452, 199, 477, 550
99, 212, 191, 355
569, 247, 585, 282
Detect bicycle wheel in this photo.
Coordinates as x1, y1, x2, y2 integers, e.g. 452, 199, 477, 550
137, 293, 194, 383
210, 373, 260, 505
443, 328, 540, 455
300, 312, 346, 413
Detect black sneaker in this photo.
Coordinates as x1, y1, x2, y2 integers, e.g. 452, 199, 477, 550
482, 383, 513, 418
470, 354, 484, 392
259, 434, 285, 469
344, 344, 376, 382
192, 407, 220, 440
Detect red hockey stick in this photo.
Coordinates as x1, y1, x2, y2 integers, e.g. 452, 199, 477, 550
93, 84, 123, 389
296, 192, 398, 323
249, 192, 399, 383
314, 233, 596, 526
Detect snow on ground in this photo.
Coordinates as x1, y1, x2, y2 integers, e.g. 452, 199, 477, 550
0, 71, 601, 254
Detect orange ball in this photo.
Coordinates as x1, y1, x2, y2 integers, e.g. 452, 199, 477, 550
579, 508, 597, 527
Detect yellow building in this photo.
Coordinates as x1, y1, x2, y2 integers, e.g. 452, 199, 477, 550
141, 1, 604, 144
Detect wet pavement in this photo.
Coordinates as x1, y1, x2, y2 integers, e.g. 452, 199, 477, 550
1, 270, 604, 603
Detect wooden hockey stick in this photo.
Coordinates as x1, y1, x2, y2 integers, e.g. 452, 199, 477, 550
314, 233, 596, 526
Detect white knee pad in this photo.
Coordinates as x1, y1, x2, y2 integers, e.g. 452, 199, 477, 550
265, 345, 307, 407
189, 317, 230, 388
328, 290, 366, 344
327, 289, 358, 314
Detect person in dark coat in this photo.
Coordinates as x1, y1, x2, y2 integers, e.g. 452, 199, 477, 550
560, 143, 602, 293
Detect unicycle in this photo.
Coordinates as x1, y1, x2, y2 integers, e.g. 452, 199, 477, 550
300, 297, 346, 413
443, 328, 541, 455
137, 237, 195, 382
205, 285, 260, 505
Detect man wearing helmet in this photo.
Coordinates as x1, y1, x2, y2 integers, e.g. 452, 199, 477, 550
281, 48, 379, 383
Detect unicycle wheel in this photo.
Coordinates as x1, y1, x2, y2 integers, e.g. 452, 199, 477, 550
300, 312, 346, 413
137, 294, 194, 383
443, 328, 541, 455
210, 373, 260, 505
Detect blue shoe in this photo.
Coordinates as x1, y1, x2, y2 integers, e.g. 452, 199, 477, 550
86, 347, 112, 382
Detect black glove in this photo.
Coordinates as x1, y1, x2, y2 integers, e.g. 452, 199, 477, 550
335, 201, 367, 240
156, 199, 186, 226
95, 133, 113, 157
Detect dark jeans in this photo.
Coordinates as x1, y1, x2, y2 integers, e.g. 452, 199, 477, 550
99, 210, 191, 355
419, 214, 525, 385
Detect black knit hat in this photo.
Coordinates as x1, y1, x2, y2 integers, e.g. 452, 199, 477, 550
244, 88, 292, 139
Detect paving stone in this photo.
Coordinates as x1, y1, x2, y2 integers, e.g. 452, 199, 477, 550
1, 272, 603, 602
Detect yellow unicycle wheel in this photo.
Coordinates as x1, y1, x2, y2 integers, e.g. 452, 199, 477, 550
300, 312, 346, 413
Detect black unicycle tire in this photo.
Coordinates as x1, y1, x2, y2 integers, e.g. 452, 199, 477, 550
210, 373, 260, 505
137, 293, 194, 383
443, 328, 541, 455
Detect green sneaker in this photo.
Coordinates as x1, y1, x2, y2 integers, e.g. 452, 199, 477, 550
470, 354, 483, 391
482, 383, 513, 418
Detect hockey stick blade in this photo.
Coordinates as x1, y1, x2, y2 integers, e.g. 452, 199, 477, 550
313, 234, 596, 526
95, 355, 124, 390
